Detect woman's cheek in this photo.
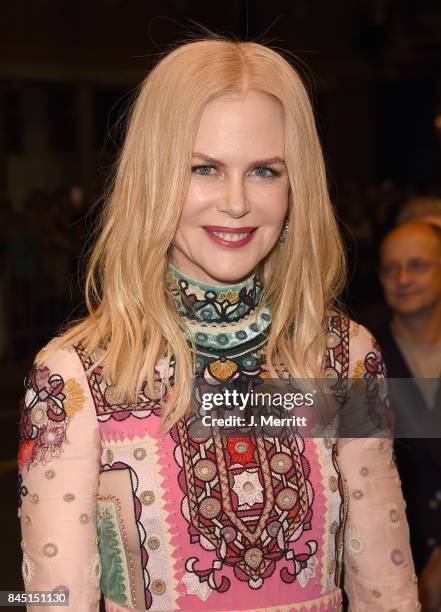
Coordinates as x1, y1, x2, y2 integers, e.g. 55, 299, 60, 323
183, 182, 220, 214
253, 184, 289, 218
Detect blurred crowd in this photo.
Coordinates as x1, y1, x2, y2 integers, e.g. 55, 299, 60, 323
0, 185, 93, 361
333, 181, 441, 326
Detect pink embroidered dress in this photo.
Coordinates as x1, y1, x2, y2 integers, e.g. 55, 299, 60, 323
18, 264, 420, 611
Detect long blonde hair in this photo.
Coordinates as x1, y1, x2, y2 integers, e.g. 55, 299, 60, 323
41, 36, 347, 434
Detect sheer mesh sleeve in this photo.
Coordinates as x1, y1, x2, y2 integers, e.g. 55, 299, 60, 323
337, 321, 420, 611
17, 345, 102, 611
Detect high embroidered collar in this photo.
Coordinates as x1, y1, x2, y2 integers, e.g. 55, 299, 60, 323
167, 264, 263, 323
166, 263, 271, 351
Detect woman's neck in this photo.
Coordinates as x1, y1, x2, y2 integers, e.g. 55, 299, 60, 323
166, 262, 271, 351
167, 263, 264, 324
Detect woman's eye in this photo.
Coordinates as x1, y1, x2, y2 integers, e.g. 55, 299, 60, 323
254, 167, 276, 178
192, 165, 215, 176
191, 165, 279, 178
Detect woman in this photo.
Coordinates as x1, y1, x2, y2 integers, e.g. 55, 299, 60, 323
18, 38, 420, 611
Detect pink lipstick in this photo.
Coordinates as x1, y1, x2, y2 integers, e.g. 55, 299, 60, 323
203, 226, 257, 248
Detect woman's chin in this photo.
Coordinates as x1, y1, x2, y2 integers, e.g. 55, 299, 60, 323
201, 261, 260, 285
169, 248, 262, 285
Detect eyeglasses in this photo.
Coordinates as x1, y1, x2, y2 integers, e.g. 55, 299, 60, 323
380, 259, 441, 279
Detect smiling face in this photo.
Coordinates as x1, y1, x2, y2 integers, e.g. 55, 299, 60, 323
379, 222, 441, 317
170, 90, 290, 285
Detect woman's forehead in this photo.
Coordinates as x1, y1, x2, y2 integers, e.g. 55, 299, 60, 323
194, 91, 285, 158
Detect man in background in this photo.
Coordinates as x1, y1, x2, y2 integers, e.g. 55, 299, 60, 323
375, 221, 441, 611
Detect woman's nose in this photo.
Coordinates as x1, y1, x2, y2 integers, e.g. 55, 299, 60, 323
217, 177, 250, 217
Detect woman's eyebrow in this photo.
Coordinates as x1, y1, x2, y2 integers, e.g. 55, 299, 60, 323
192, 152, 286, 166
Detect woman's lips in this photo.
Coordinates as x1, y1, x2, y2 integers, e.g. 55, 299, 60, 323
203, 226, 257, 248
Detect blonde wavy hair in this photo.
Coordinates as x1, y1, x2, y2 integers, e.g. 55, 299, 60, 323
41, 36, 347, 434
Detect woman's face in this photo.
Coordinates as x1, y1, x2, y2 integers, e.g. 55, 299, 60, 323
170, 90, 290, 285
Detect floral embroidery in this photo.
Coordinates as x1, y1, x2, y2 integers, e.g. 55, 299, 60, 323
296, 552, 318, 588
321, 315, 350, 405
18, 364, 85, 469
232, 469, 264, 508
74, 343, 167, 422
390, 548, 405, 566
208, 359, 238, 381
348, 331, 392, 435
154, 357, 174, 381
22, 552, 35, 586
167, 309, 349, 594
166, 264, 263, 324
347, 529, 365, 556
41, 537, 60, 561
182, 571, 212, 601
166, 264, 272, 352
351, 359, 366, 379
17, 473, 28, 507
52, 585, 69, 599
227, 436, 256, 464
361, 337, 392, 432
386, 503, 401, 529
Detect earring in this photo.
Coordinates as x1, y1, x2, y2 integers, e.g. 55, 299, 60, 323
279, 217, 289, 242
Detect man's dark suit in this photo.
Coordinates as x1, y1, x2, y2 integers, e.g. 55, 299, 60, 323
373, 321, 441, 575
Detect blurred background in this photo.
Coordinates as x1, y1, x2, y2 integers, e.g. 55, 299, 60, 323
1, 0, 441, 605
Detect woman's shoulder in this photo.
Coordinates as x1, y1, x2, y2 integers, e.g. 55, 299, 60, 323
325, 310, 385, 377
19, 336, 99, 470
32, 335, 89, 379
325, 309, 380, 347
348, 318, 382, 358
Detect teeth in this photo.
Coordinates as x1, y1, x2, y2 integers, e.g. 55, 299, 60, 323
211, 231, 252, 242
